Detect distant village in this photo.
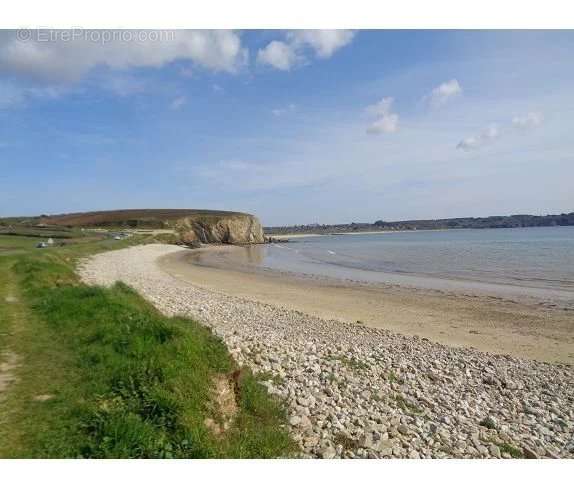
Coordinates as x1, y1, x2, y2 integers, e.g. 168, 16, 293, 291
265, 212, 574, 235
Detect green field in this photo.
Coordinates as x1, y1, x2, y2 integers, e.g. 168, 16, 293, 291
0, 234, 294, 458
0, 235, 40, 255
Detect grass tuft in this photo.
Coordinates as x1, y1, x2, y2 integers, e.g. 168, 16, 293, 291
326, 354, 369, 371
394, 394, 424, 415
497, 442, 524, 459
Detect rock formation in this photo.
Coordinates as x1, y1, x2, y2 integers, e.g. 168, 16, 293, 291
175, 213, 265, 245
35, 208, 266, 246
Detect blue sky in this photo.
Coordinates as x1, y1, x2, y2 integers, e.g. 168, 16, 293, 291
1, 30, 573, 225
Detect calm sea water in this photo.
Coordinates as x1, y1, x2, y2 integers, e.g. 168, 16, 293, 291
257, 227, 574, 302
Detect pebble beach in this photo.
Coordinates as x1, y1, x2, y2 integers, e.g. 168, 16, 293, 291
79, 244, 574, 459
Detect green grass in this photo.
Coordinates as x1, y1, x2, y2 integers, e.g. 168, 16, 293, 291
388, 371, 401, 384
255, 371, 285, 387
0, 235, 295, 458
332, 433, 360, 451
479, 417, 497, 430
326, 354, 369, 371
394, 394, 423, 415
0, 235, 40, 255
497, 442, 524, 459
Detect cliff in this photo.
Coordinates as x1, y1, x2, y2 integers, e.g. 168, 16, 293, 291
37, 209, 266, 245
174, 213, 265, 245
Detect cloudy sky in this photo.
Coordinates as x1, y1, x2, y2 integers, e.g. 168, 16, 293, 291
1, 29, 573, 225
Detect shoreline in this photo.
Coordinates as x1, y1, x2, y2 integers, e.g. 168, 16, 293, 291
78, 244, 574, 459
265, 227, 524, 239
265, 228, 453, 239
160, 245, 574, 365
260, 228, 574, 304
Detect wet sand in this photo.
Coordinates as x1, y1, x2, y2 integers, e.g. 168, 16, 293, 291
159, 246, 574, 365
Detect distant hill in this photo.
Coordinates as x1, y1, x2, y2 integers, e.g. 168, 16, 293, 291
265, 212, 574, 235
38, 209, 247, 228
32, 209, 265, 245
1, 209, 266, 245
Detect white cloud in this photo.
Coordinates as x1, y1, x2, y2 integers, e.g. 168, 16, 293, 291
170, 96, 187, 110
256, 40, 299, 71
257, 30, 354, 71
512, 111, 543, 129
0, 80, 68, 109
99, 74, 146, 97
457, 111, 545, 151
366, 97, 394, 118
457, 123, 500, 151
0, 30, 247, 83
481, 124, 500, 141
456, 136, 480, 151
287, 30, 355, 58
427, 79, 462, 108
271, 103, 296, 117
179, 66, 194, 78
365, 97, 399, 134
0, 81, 25, 108
367, 115, 399, 134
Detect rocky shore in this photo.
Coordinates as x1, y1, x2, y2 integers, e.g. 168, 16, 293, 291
78, 244, 574, 459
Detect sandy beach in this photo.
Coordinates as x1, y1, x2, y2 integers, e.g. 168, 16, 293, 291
79, 244, 574, 459
160, 245, 574, 365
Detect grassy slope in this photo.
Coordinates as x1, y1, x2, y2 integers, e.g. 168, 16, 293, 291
38, 209, 248, 228
0, 236, 294, 458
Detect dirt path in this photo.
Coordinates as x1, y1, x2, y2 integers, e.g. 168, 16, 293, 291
0, 262, 21, 402
0, 352, 19, 396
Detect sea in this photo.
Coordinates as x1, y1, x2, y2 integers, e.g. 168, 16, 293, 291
244, 227, 574, 305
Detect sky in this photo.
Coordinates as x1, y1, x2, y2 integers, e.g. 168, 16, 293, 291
1, 29, 573, 226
